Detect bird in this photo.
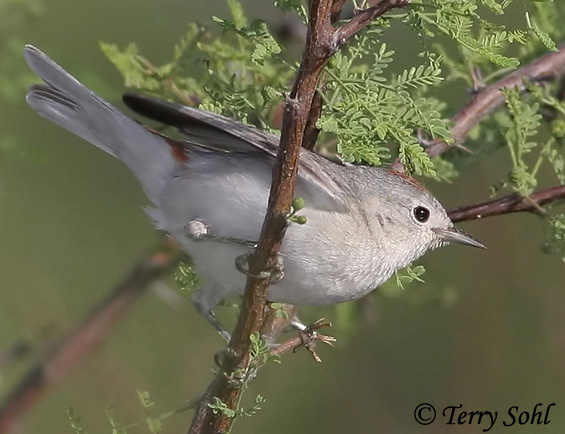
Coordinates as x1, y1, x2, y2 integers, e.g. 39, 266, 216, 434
24, 45, 485, 341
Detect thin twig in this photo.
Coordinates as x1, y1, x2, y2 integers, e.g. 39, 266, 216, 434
448, 185, 565, 222
334, 0, 409, 43
270, 319, 335, 361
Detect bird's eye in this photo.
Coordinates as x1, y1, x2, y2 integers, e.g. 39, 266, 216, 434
413, 206, 430, 223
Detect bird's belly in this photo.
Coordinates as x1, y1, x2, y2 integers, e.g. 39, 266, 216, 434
265, 259, 378, 305
164, 199, 387, 307
177, 231, 383, 307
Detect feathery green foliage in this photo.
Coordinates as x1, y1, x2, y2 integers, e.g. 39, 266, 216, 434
102, 0, 294, 129
105, 405, 128, 434
395, 265, 426, 289
318, 32, 449, 173
68, 408, 87, 434
207, 332, 277, 431
68, 392, 192, 433
497, 80, 565, 258
101, 0, 561, 177
174, 261, 200, 298
501, 85, 542, 196
542, 214, 565, 262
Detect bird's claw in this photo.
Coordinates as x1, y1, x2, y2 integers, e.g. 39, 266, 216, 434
235, 251, 285, 283
296, 318, 336, 363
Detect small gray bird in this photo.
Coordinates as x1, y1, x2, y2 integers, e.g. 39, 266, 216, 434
24, 45, 485, 341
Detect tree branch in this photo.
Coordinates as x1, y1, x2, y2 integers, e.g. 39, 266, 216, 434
330, 0, 347, 22
302, 90, 324, 151
334, 0, 409, 43
195, 1, 409, 433
390, 44, 565, 171
448, 185, 565, 223
202, 2, 336, 432
0, 243, 180, 434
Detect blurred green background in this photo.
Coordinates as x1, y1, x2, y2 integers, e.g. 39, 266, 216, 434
1, 1, 564, 433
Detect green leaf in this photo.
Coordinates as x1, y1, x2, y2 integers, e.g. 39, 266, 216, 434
175, 262, 200, 298
542, 215, 565, 262
270, 302, 290, 319
213, 16, 280, 66
68, 408, 87, 434
526, 12, 558, 51
137, 390, 156, 409
275, 0, 308, 22
395, 265, 426, 289
227, 0, 247, 28
500, 86, 544, 196
106, 406, 127, 434
208, 397, 237, 418
100, 42, 161, 90
542, 140, 565, 184
479, 0, 504, 14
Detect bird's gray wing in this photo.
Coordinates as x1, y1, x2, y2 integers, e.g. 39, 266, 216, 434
122, 93, 350, 212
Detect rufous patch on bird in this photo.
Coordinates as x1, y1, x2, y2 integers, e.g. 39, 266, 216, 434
387, 169, 427, 192
146, 126, 189, 163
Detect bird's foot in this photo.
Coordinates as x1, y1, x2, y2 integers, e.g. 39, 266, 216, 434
270, 318, 335, 362
296, 318, 336, 362
235, 250, 285, 283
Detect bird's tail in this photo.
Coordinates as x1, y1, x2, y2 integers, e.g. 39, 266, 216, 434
24, 45, 177, 205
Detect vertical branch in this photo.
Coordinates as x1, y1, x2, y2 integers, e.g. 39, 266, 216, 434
302, 90, 324, 151
207, 3, 336, 432
192, 1, 410, 432
302, 0, 348, 152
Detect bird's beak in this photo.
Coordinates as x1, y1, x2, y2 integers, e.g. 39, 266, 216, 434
433, 227, 486, 249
